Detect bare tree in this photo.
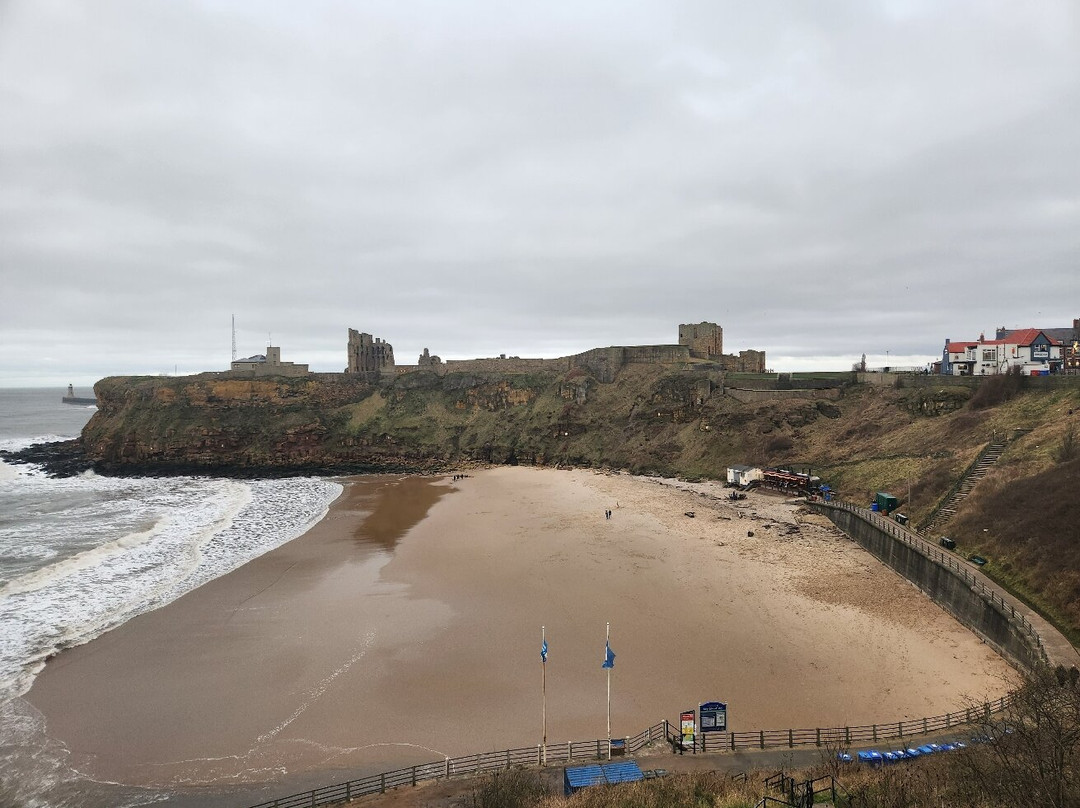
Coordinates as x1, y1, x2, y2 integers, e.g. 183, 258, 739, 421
957, 665, 1080, 808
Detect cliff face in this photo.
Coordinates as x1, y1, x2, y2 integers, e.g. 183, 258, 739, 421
82, 370, 1076, 516
84, 367, 857, 477
78, 369, 1080, 638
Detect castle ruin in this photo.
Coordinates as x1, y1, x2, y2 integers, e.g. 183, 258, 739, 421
417, 348, 443, 370
679, 322, 766, 373
679, 322, 723, 360
342, 321, 764, 381
346, 329, 395, 374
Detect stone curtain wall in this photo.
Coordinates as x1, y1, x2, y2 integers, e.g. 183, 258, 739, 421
725, 387, 841, 403
624, 345, 692, 364
570, 347, 626, 383
440, 357, 570, 375
226, 363, 309, 378
725, 349, 766, 373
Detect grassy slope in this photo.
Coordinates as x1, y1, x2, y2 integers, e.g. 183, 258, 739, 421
944, 398, 1080, 639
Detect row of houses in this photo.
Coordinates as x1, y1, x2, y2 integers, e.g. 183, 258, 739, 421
938, 320, 1080, 376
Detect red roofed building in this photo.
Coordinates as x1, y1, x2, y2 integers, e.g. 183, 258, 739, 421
942, 330, 1064, 376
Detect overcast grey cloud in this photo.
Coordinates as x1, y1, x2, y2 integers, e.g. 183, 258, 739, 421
1, 0, 1077, 386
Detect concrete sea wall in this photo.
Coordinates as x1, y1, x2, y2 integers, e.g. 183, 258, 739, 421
810, 502, 1044, 670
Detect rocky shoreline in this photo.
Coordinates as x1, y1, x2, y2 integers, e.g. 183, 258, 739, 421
0, 439, 450, 479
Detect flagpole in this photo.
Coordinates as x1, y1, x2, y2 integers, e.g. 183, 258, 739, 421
541, 625, 547, 764
606, 621, 611, 759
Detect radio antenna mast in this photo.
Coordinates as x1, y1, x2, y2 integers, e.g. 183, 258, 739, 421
231, 314, 237, 362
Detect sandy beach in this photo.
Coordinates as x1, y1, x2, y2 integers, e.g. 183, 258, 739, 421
25, 467, 1012, 799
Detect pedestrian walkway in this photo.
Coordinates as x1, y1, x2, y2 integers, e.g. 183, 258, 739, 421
857, 505, 1080, 670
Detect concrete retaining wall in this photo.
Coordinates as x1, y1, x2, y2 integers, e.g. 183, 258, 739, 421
857, 372, 1080, 390
725, 387, 841, 403
811, 503, 1042, 670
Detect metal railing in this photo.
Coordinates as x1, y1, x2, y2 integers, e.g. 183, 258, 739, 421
248, 722, 667, 808
695, 697, 1008, 753
249, 694, 1012, 808
819, 500, 1044, 659
916, 437, 1006, 532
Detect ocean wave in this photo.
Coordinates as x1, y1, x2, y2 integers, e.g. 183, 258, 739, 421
0, 521, 171, 600
0, 434, 81, 453
0, 475, 342, 706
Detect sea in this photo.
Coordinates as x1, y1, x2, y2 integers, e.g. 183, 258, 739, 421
0, 388, 342, 808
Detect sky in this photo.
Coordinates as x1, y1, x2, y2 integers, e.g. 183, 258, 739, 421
1, 1, 1078, 388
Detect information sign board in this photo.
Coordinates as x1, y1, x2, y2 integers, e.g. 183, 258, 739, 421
699, 701, 727, 733
680, 710, 696, 742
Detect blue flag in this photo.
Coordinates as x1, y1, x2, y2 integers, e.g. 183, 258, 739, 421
541, 638, 548, 663
602, 639, 615, 669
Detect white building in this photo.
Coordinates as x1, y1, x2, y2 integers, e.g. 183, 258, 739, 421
726, 464, 763, 487
943, 329, 1063, 376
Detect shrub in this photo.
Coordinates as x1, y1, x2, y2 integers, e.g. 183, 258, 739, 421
464, 768, 549, 808
765, 434, 794, 454
1055, 426, 1076, 463
969, 366, 1026, 410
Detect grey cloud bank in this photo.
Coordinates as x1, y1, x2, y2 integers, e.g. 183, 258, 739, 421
2, 1, 1077, 387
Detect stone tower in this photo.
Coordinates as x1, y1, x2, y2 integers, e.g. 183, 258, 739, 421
678, 322, 723, 360
346, 329, 395, 373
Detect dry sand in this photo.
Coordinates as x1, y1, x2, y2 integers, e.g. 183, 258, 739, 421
26, 467, 1012, 796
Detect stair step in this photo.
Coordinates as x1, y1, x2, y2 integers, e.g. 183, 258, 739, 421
923, 436, 1014, 530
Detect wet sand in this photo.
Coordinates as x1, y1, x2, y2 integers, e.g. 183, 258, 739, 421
26, 467, 1012, 798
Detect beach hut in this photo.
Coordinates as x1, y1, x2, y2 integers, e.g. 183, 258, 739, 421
726, 465, 763, 487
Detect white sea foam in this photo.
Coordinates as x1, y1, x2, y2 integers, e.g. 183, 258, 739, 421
0, 696, 171, 808
0, 434, 79, 453
0, 473, 342, 705
0, 521, 169, 599
256, 630, 378, 746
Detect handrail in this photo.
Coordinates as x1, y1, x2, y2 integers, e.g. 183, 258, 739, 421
916, 437, 1006, 532
698, 696, 1009, 753
816, 500, 1045, 661
247, 696, 1011, 808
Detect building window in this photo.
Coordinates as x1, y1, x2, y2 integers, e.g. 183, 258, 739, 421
982, 350, 996, 362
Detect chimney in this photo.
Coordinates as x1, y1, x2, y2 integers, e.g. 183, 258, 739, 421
978, 332, 985, 343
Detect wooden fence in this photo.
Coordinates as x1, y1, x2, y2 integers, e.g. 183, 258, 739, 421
248, 695, 1011, 808
248, 722, 665, 808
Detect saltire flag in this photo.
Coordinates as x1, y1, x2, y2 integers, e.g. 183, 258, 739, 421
541, 637, 548, 663
602, 639, 615, 669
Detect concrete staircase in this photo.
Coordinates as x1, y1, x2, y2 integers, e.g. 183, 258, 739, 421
919, 439, 1008, 535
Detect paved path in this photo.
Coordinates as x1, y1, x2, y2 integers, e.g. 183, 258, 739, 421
841, 504, 1080, 670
